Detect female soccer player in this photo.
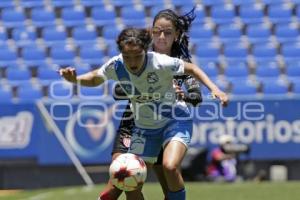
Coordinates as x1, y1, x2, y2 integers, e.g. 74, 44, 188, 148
100, 8, 202, 200
59, 27, 228, 200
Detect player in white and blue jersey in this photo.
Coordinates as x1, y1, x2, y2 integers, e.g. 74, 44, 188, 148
60, 28, 228, 200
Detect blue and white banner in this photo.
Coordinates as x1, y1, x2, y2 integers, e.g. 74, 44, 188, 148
190, 99, 300, 160
0, 98, 300, 164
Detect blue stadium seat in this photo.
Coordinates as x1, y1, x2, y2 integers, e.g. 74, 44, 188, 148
31, 8, 56, 28
6, 68, 32, 87
210, 5, 235, 25
140, 0, 164, 7
107, 43, 119, 57
231, 0, 257, 6
252, 43, 277, 62
217, 24, 242, 43
201, 0, 227, 7
79, 45, 104, 66
121, 7, 147, 27
281, 43, 300, 63
261, 78, 289, 95
48, 81, 74, 99
50, 46, 76, 66
18, 85, 43, 102
1, 9, 26, 28
110, 0, 133, 7
275, 23, 299, 43
268, 4, 293, 24
61, 7, 86, 27
199, 62, 219, 78
190, 26, 214, 43
91, 7, 116, 26
50, 0, 74, 8
230, 79, 257, 95
22, 45, 47, 68
223, 44, 248, 62
0, 88, 13, 103
42, 26, 68, 46
170, 0, 194, 8
224, 63, 249, 78
72, 26, 98, 45
37, 67, 61, 86
239, 4, 264, 24
0, 0, 15, 9
255, 61, 281, 78
195, 45, 220, 63
246, 23, 272, 43
102, 26, 122, 45
79, 0, 105, 7
12, 27, 37, 47
78, 85, 105, 99
292, 80, 300, 94
0, 48, 18, 67
20, 0, 45, 8
0, 28, 8, 45
261, 0, 288, 6
286, 61, 300, 78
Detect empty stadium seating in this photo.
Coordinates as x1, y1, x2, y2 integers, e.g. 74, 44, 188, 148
0, 0, 299, 102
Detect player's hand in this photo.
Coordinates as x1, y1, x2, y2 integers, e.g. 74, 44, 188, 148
175, 85, 185, 100
211, 89, 229, 107
58, 67, 77, 83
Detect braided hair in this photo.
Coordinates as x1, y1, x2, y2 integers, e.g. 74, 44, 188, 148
153, 8, 196, 62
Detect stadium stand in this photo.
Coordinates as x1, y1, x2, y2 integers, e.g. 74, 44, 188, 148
1, 8, 26, 28
31, 7, 57, 28
0, 0, 299, 102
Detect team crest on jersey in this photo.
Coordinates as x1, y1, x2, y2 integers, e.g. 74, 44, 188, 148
171, 59, 180, 72
147, 72, 159, 84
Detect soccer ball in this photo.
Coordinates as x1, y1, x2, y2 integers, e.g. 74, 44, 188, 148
109, 153, 147, 191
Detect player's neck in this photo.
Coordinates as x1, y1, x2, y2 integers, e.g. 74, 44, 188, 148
154, 47, 171, 56
127, 55, 148, 76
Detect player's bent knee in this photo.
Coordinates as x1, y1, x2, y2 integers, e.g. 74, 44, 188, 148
163, 162, 179, 173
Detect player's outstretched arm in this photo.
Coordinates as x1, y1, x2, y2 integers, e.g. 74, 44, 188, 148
59, 67, 104, 87
184, 62, 229, 106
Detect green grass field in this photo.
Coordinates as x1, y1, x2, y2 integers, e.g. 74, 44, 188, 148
1, 181, 300, 200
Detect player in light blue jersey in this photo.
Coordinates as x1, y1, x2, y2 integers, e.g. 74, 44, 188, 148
60, 28, 228, 200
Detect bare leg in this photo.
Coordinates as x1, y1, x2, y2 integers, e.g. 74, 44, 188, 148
123, 163, 153, 200
99, 153, 123, 200
125, 187, 144, 200
162, 141, 187, 192
153, 164, 169, 197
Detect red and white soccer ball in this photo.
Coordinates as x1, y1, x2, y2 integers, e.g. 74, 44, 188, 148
109, 153, 147, 191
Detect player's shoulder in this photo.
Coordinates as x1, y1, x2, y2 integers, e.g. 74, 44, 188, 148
103, 54, 122, 68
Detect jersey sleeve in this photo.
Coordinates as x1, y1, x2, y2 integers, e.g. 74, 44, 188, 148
184, 76, 201, 92
97, 56, 119, 80
183, 76, 202, 106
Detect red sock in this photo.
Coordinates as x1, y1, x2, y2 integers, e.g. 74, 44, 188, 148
99, 190, 114, 200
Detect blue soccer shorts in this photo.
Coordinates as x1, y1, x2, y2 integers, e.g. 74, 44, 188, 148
127, 120, 193, 164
